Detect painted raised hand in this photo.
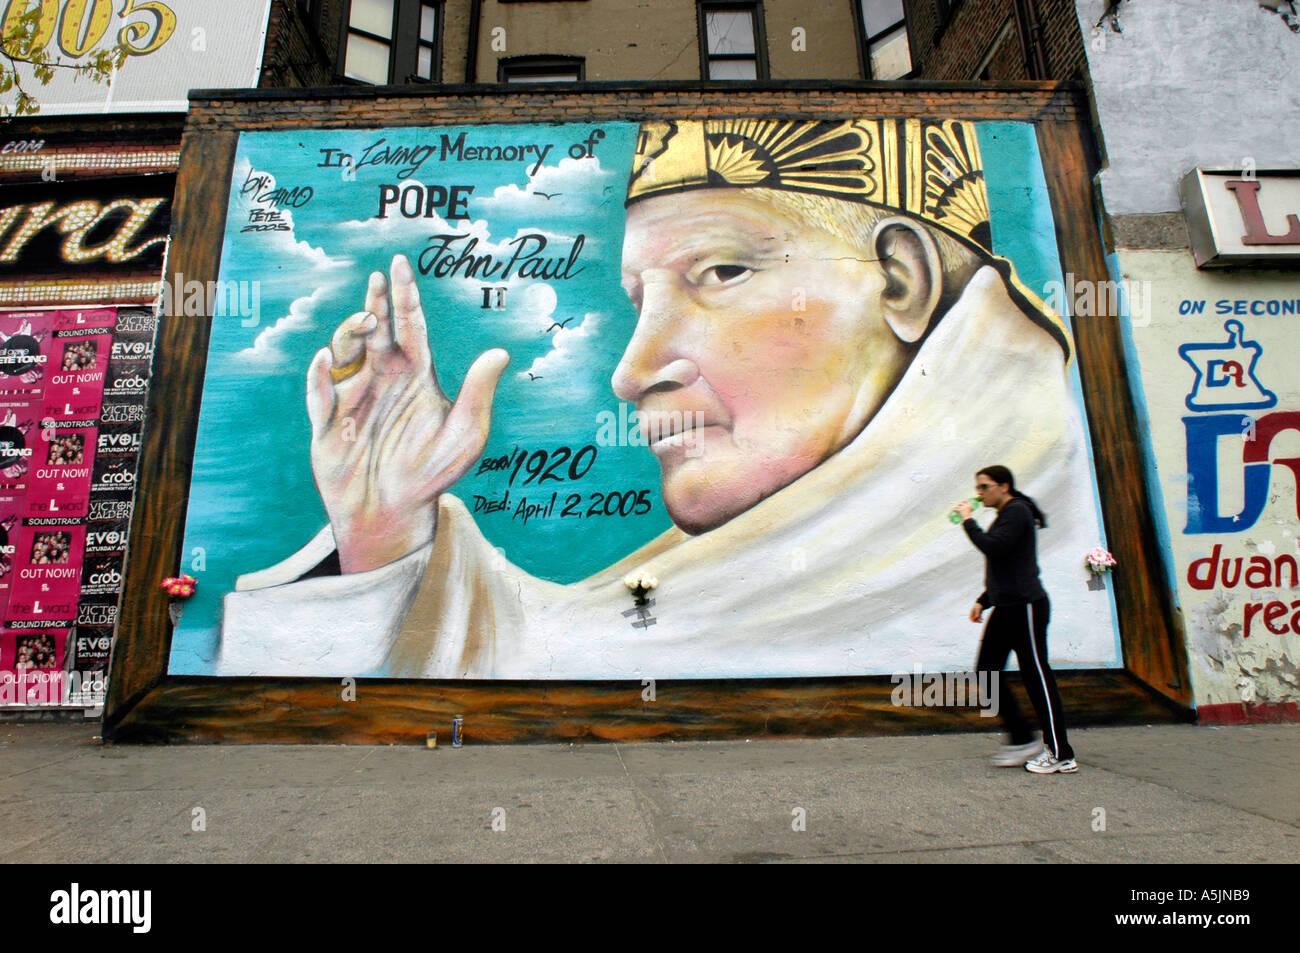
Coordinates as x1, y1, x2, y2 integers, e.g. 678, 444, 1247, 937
307, 254, 509, 573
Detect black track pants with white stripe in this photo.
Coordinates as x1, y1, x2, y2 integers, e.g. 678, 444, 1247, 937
976, 596, 1074, 760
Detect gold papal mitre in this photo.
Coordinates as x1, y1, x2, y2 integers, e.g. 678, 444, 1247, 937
625, 118, 1070, 357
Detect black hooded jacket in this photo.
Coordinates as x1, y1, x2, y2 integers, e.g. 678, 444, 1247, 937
963, 496, 1048, 608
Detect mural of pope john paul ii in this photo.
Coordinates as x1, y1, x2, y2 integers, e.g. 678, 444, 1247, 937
212, 118, 1120, 679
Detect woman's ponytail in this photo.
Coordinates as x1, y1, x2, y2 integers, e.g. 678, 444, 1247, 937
1009, 487, 1047, 529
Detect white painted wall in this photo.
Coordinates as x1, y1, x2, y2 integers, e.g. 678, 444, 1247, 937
1077, 0, 1300, 214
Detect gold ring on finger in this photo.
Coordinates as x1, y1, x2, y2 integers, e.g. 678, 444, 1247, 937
329, 351, 365, 383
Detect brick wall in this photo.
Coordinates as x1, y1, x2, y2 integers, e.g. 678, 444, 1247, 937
186, 81, 1085, 132
908, 0, 1018, 79
319, 0, 346, 70
442, 0, 474, 83
988, 16, 1028, 80
906, 0, 1087, 81
1040, 0, 1087, 79
260, 0, 342, 88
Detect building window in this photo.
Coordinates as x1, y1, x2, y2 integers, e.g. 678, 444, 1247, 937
499, 55, 585, 83
856, 0, 911, 79
698, 3, 768, 80
342, 1, 441, 85
344, 0, 394, 83
415, 2, 439, 80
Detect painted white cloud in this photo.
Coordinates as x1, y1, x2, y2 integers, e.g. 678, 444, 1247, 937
236, 285, 339, 366
516, 282, 558, 324
521, 312, 602, 380
227, 165, 595, 368
472, 156, 613, 215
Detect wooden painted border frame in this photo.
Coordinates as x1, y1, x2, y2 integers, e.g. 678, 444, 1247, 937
104, 81, 1192, 743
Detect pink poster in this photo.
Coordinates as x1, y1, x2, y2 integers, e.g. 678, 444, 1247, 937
0, 310, 55, 403
0, 628, 70, 705
43, 330, 113, 424
53, 308, 117, 333
5, 523, 85, 621
25, 425, 97, 519
0, 493, 19, 616
0, 407, 38, 493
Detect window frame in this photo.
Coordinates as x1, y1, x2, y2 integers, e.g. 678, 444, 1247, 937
402, 0, 443, 83
696, 1, 769, 82
339, 0, 444, 86
341, 0, 397, 85
852, 0, 914, 80
497, 54, 586, 83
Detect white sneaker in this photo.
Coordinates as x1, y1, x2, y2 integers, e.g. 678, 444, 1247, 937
991, 740, 1042, 767
1025, 749, 1079, 774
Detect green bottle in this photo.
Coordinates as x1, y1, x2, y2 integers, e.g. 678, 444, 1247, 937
948, 497, 981, 524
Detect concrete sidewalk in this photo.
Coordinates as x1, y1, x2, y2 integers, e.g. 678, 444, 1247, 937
1, 721, 1295, 863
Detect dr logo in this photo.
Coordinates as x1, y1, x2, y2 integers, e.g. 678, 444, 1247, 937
1185, 411, 1300, 533
1178, 320, 1277, 412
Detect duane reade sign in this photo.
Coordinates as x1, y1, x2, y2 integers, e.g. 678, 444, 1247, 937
1181, 168, 1300, 268
0, 0, 272, 115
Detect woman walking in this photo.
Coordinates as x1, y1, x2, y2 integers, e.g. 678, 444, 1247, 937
954, 465, 1077, 774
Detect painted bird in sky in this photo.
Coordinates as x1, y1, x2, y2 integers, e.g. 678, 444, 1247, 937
543, 318, 574, 333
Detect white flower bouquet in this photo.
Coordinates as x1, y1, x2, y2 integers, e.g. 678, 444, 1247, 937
623, 572, 658, 606
1085, 547, 1117, 574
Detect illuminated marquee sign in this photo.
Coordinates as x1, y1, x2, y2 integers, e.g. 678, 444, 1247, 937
1181, 168, 1300, 268
0, 175, 171, 276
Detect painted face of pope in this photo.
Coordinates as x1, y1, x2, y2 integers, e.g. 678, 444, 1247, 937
614, 187, 956, 535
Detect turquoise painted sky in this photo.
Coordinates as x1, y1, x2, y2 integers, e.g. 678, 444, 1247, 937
168, 120, 1115, 675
